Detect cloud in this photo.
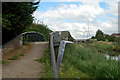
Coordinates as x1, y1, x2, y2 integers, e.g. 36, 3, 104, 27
34, 2, 104, 23
106, 2, 118, 16
33, 2, 118, 39
40, 0, 118, 2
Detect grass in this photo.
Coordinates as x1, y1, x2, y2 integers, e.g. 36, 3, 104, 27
82, 41, 120, 56
34, 46, 54, 78
34, 58, 44, 63
0, 60, 9, 64
7, 53, 24, 60
7, 46, 27, 60
60, 43, 118, 78
24, 24, 52, 41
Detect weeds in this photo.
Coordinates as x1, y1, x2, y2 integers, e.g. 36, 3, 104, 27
61, 43, 118, 78
0, 60, 9, 64
8, 53, 24, 60
34, 58, 44, 63
83, 41, 119, 56
35, 46, 54, 78
7, 46, 27, 60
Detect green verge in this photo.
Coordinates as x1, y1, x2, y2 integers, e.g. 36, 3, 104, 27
7, 46, 26, 60
0, 60, 10, 64
85, 41, 119, 56
34, 46, 54, 78
60, 43, 118, 78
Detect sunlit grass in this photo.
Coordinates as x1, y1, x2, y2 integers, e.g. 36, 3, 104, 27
60, 43, 118, 78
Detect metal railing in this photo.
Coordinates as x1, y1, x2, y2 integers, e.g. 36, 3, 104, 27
49, 33, 58, 78
49, 31, 73, 78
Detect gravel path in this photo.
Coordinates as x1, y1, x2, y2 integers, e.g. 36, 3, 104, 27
2, 42, 48, 78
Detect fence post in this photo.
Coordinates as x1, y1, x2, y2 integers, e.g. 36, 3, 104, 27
50, 34, 58, 78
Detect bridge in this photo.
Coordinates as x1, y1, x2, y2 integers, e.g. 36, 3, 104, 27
2, 31, 47, 78
22, 31, 45, 42
2, 31, 73, 78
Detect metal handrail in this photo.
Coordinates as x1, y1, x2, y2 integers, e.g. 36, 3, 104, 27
50, 33, 58, 78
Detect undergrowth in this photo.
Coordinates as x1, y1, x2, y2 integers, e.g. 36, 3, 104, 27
60, 43, 118, 78
7, 46, 26, 60
34, 46, 54, 78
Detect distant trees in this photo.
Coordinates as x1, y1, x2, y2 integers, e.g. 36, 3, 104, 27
91, 29, 117, 42
94, 30, 105, 41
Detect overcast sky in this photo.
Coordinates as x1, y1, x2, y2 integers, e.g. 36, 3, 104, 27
33, 0, 118, 39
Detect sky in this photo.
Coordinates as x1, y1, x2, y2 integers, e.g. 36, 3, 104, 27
33, 0, 118, 39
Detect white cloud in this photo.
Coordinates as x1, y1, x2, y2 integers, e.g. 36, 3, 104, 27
40, 0, 118, 2
33, 2, 118, 39
106, 2, 118, 16
34, 2, 104, 23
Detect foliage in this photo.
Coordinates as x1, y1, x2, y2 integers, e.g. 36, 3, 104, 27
34, 58, 44, 63
24, 24, 52, 41
95, 29, 104, 37
91, 36, 95, 39
114, 37, 120, 45
8, 53, 24, 60
2, 2, 39, 44
94, 30, 105, 41
109, 35, 116, 42
92, 30, 119, 43
0, 60, 9, 64
96, 34, 105, 41
105, 35, 111, 41
87, 41, 120, 56
61, 43, 118, 78
8, 55, 19, 60
40, 46, 54, 78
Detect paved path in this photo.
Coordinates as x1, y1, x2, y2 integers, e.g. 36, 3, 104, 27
2, 42, 48, 78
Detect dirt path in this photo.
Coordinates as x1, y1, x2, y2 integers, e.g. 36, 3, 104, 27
2, 42, 48, 78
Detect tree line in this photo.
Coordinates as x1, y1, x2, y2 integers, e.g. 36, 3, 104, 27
91, 30, 120, 44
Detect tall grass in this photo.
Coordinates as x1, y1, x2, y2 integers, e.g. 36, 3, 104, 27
85, 42, 119, 56
61, 43, 118, 78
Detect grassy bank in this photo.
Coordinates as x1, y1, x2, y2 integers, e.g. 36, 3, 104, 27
60, 43, 118, 78
85, 41, 120, 56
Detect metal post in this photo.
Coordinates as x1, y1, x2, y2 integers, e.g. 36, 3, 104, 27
50, 34, 58, 78
57, 40, 73, 69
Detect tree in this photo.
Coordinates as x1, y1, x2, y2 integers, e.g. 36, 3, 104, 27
95, 30, 105, 41
95, 30, 104, 38
91, 36, 95, 39
109, 35, 115, 42
24, 24, 52, 41
96, 34, 105, 41
2, 2, 39, 44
